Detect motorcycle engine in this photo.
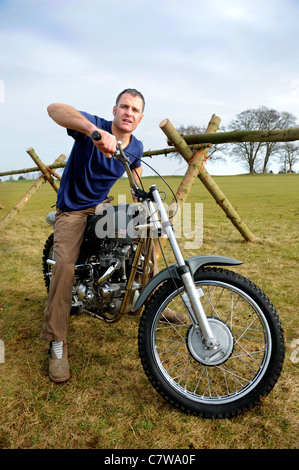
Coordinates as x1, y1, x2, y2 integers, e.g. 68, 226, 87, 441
72, 239, 142, 322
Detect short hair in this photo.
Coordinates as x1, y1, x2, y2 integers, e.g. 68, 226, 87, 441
115, 88, 145, 112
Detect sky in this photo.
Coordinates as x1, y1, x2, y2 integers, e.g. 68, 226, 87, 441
1, 0, 299, 177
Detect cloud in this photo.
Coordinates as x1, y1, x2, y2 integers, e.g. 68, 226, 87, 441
0, 0, 298, 176
268, 78, 299, 115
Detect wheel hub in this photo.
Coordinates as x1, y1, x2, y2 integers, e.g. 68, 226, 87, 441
187, 318, 234, 366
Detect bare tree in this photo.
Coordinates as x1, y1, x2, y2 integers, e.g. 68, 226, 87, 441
228, 107, 297, 174
170, 124, 226, 163
279, 142, 299, 173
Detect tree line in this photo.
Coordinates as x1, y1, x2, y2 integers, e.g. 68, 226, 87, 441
174, 106, 299, 174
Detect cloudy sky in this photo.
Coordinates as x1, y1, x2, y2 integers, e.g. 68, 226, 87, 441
1, 0, 299, 177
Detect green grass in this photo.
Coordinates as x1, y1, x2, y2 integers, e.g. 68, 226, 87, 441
0, 173, 298, 449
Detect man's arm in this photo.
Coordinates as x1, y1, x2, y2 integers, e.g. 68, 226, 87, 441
47, 103, 117, 157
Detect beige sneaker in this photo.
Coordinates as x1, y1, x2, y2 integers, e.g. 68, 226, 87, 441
162, 307, 188, 324
48, 342, 70, 383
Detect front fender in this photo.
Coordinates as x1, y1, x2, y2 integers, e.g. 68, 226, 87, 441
131, 255, 242, 313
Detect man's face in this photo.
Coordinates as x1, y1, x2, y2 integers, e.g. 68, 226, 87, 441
113, 93, 144, 134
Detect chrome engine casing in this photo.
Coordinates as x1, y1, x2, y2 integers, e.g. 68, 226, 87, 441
45, 207, 145, 322
69, 239, 142, 322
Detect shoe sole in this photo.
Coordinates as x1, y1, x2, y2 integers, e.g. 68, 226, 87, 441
49, 373, 71, 383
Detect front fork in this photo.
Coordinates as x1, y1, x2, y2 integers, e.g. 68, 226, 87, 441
150, 185, 218, 349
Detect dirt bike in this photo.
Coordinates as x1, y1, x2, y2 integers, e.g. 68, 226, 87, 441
42, 135, 285, 418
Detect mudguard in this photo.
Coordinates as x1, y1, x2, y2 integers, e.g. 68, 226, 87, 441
131, 255, 242, 312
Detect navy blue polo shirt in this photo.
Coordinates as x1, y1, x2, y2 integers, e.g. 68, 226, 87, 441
56, 112, 143, 211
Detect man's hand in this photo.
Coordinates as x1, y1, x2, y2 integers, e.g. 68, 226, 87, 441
91, 130, 117, 158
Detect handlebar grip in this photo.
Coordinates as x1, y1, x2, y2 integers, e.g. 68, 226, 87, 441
91, 130, 101, 141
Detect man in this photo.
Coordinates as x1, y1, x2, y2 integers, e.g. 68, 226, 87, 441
41, 88, 185, 383
41, 89, 145, 383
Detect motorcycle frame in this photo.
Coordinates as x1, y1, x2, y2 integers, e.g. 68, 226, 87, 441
116, 145, 218, 349
119, 232, 152, 316
43, 141, 241, 346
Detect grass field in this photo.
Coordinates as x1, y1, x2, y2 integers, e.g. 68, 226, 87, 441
0, 173, 298, 449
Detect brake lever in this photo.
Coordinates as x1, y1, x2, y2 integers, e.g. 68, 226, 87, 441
113, 141, 130, 163
91, 131, 125, 160
91, 131, 139, 193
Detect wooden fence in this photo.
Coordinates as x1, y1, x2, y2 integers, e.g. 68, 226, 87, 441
1, 117, 299, 240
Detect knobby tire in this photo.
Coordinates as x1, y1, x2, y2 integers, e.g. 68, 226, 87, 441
138, 267, 285, 418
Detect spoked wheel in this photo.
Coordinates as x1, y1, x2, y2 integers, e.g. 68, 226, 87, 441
42, 232, 55, 291
42, 233, 80, 315
138, 268, 285, 418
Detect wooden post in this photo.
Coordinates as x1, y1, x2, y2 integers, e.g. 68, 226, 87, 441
160, 118, 255, 242
170, 114, 221, 208
26, 147, 60, 192
0, 159, 66, 178
180, 126, 299, 145
155, 115, 221, 256
0, 154, 65, 230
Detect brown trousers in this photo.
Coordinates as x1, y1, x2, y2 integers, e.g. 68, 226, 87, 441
41, 206, 158, 343
41, 207, 96, 342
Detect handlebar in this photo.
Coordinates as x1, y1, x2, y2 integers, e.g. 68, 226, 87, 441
91, 130, 141, 195
91, 130, 101, 141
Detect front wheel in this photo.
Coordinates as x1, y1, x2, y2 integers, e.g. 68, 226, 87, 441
138, 268, 285, 418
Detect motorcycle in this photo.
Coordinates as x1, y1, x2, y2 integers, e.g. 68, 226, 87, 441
42, 136, 285, 418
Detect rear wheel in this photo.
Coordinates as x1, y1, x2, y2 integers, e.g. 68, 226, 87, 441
138, 267, 285, 418
42, 233, 54, 291
42, 233, 80, 315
